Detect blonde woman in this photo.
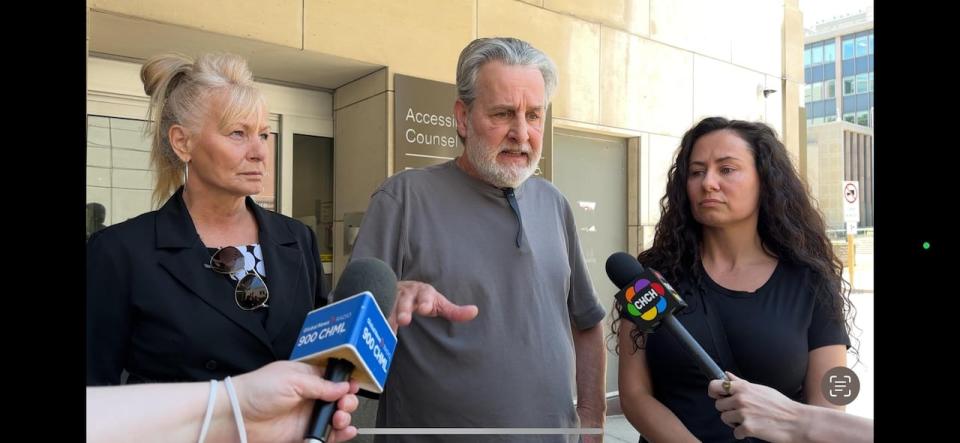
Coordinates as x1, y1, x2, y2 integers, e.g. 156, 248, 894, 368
87, 53, 326, 386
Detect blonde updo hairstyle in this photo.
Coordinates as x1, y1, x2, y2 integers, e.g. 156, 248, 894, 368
140, 52, 266, 207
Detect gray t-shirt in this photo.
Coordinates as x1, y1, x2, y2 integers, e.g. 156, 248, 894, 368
352, 160, 606, 442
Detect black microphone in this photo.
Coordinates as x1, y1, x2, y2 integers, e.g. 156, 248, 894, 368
606, 252, 726, 382
296, 257, 398, 443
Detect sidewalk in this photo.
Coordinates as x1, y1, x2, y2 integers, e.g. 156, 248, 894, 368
605, 415, 640, 441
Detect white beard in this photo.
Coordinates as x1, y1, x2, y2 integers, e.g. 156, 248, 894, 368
463, 121, 540, 188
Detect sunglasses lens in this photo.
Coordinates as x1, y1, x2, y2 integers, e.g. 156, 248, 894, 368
235, 272, 269, 310
211, 246, 245, 274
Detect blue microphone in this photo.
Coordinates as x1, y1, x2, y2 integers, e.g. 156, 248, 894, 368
291, 257, 398, 443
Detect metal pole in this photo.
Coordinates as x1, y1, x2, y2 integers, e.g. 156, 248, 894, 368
847, 230, 856, 289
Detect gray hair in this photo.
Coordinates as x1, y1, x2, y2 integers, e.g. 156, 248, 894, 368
456, 37, 558, 108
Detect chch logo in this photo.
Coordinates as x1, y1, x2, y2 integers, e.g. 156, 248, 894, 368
624, 278, 668, 320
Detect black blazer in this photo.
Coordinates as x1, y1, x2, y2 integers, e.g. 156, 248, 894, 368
86, 188, 327, 385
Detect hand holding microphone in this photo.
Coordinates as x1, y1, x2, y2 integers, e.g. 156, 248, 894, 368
289, 257, 399, 443
85, 361, 360, 443
605, 252, 728, 382
231, 361, 360, 443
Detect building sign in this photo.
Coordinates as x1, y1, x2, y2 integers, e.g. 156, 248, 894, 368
394, 74, 461, 171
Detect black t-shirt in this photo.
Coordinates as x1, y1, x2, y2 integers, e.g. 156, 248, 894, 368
641, 260, 851, 443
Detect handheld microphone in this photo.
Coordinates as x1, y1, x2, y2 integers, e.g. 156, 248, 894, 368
606, 252, 726, 382
290, 257, 398, 443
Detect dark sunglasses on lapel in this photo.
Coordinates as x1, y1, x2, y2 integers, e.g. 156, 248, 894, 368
205, 245, 269, 310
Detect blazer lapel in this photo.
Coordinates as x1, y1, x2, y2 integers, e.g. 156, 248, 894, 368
154, 189, 275, 354
250, 200, 305, 348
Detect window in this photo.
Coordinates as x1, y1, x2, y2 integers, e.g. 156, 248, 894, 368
86, 116, 153, 231
823, 64, 836, 80
824, 100, 837, 118
813, 116, 825, 125
842, 36, 855, 60
857, 93, 870, 112
812, 82, 822, 101
824, 41, 836, 63
856, 73, 869, 94
804, 48, 811, 66
855, 34, 868, 58
825, 79, 836, 99
811, 44, 823, 65
856, 110, 869, 126
825, 115, 837, 123
811, 100, 824, 118
868, 33, 874, 55
805, 84, 813, 102
842, 96, 855, 114
869, 72, 874, 93
811, 64, 824, 82
843, 113, 856, 123
843, 76, 856, 95
842, 58, 856, 77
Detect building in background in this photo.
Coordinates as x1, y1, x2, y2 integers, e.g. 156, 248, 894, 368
803, 9, 874, 230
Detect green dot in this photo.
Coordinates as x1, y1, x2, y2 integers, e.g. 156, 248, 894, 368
923, 242, 931, 250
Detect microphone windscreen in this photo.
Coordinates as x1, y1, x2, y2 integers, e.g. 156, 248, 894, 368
606, 252, 644, 289
333, 257, 398, 310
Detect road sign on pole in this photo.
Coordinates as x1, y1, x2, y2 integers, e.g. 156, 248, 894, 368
842, 181, 860, 288
843, 181, 860, 224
